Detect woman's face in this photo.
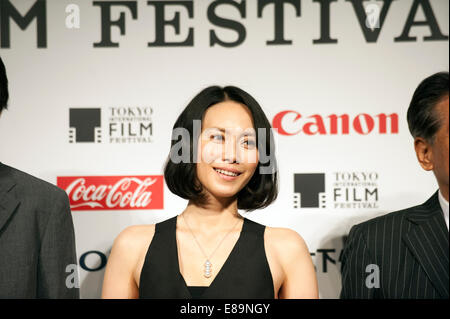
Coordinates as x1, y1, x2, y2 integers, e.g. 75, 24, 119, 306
196, 101, 259, 201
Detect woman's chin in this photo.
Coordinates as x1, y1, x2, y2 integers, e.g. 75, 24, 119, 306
207, 188, 240, 201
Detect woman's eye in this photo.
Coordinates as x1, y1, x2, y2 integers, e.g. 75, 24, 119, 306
211, 134, 223, 141
243, 140, 256, 147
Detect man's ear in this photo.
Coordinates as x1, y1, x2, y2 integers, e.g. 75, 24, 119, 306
414, 137, 434, 171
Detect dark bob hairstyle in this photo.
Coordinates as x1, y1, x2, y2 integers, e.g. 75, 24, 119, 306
164, 86, 278, 212
407, 71, 449, 142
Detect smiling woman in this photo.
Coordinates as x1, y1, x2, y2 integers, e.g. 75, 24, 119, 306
165, 86, 278, 211
101, 86, 319, 299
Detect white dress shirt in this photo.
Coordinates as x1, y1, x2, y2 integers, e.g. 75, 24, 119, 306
438, 190, 449, 231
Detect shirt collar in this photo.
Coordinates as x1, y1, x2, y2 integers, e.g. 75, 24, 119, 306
438, 190, 449, 231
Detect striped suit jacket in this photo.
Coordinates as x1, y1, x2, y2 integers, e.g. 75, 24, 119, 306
340, 191, 449, 299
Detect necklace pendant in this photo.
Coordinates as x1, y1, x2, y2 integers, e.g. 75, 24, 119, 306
204, 260, 212, 278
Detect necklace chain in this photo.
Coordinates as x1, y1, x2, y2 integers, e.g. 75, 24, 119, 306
181, 213, 242, 278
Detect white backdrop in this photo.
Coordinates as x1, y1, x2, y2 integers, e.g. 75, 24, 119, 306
0, 0, 448, 298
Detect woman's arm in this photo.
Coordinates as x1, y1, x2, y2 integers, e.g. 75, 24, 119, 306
101, 225, 154, 299
266, 228, 319, 299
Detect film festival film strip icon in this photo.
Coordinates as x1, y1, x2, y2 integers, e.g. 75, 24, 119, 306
293, 173, 326, 209
69, 108, 102, 143
293, 193, 326, 209
68, 127, 75, 143
69, 127, 102, 143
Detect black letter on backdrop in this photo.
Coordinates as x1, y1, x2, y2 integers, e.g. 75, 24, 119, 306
208, 0, 247, 48
395, 0, 448, 42
317, 249, 336, 273
93, 1, 137, 48
0, 0, 47, 48
257, 0, 301, 45
346, 0, 395, 43
79, 251, 107, 272
313, 0, 337, 44
147, 1, 194, 47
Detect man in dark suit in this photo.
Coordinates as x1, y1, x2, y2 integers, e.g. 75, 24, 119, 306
0, 57, 79, 298
340, 71, 449, 299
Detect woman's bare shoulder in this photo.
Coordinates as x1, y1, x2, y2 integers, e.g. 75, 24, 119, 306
112, 224, 156, 258
264, 226, 310, 260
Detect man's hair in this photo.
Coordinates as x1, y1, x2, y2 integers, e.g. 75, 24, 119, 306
164, 86, 278, 212
407, 71, 449, 142
0, 56, 8, 112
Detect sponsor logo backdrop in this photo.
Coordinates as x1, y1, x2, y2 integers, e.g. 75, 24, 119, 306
0, 0, 448, 298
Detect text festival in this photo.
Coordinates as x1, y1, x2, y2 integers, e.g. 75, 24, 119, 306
0, 0, 448, 48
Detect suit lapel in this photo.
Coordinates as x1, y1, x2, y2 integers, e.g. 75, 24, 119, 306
0, 163, 20, 233
403, 192, 449, 298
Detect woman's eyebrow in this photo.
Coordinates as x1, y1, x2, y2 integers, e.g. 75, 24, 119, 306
241, 131, 256, 137
211, 127, 256, 137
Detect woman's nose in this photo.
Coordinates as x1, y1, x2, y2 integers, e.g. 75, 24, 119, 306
222, 139, 238, 163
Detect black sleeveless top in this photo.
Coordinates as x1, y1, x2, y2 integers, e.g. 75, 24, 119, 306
139, 216, 275, 299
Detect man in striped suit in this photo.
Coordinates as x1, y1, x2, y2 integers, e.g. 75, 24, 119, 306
340, 72, 449, 299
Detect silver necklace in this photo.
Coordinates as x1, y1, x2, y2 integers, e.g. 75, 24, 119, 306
181, 214, 242, 278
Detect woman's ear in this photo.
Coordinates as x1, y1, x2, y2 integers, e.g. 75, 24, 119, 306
414, 137, 434, 171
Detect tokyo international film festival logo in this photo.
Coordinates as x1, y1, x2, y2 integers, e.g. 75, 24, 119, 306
69, 108, 102, 143
293, 172, 379, 210
68, 107, 154, 144
293, 173, 326, 209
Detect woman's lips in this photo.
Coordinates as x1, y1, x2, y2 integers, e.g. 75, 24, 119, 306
213, 168, 241, 181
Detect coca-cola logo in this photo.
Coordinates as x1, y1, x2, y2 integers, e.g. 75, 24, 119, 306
57, 176, 164, 210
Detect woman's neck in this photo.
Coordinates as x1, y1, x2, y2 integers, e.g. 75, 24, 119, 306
181, 198, 242, 232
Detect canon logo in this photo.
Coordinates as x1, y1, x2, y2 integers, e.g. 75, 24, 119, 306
272, 111, 399, 136
57, 176, 164, 210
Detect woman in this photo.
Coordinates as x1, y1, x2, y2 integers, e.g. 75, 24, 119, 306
102, 86, 318, 299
